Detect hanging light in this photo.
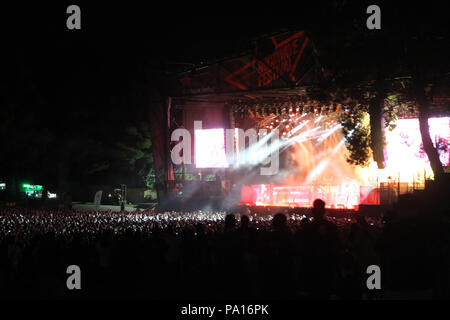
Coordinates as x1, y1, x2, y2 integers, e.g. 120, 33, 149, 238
255, 105, 260, 117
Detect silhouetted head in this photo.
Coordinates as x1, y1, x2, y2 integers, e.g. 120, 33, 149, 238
101, 230, 112, 245
151, 226, 160, 237
300, 217, 310, 228
312, 199, 326, 220
272, 213, 287, 231
240, 215, 250, 229
195, 223, 205, 236
224, 214, 236, 231
357, 216, 368, 228
165, 225, 174, 234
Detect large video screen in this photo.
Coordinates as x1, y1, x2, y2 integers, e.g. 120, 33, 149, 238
384, 117, 450, 173
195, 128, 229, 168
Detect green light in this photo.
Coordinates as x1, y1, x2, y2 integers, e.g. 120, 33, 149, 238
21, 184, 43, 192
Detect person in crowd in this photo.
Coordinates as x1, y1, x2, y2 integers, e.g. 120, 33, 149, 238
301, 199, 340, 299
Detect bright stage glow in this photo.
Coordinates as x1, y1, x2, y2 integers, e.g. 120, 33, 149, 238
195, 128, 229, 168
382, 117, 449, 181
238, 115, 449, 209
238, 113, 366, 209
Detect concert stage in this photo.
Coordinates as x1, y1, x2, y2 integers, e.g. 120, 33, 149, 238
240, 183, 378, 210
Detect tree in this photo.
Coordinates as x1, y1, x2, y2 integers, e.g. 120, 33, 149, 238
117, 122, 155, 189
414, 79, 445, 181
339, 104, 372, 166
408, 34, 446, 182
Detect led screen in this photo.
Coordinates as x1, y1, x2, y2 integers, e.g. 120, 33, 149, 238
195, 128, 229, 168
384, 117, 450, 175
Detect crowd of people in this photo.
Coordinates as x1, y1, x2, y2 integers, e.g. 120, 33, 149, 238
0, 199, 449, 300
